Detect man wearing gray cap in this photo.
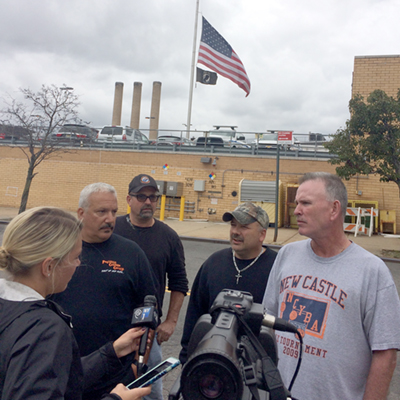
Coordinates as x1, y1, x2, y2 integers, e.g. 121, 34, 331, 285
179, 202, 277, 364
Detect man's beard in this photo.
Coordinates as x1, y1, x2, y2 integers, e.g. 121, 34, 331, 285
139, 206, 154, 219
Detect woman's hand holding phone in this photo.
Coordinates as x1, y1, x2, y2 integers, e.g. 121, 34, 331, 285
111, 383, 151, 399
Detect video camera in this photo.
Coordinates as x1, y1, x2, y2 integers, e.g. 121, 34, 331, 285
170, 289, 300, 400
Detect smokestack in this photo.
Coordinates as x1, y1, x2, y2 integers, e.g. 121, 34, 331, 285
130, 82, 142, 129
112, 82, 124, 126
148, 81, 162, 140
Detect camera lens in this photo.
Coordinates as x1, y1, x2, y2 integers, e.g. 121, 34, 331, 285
199, 374, 223, 398
181, 356, 242, 400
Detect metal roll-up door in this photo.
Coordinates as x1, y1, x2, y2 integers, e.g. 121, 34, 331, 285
238, 179, 284, 227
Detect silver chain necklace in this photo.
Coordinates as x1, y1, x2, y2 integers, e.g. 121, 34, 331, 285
232, 248, 264, 284
126, 215, 136, 230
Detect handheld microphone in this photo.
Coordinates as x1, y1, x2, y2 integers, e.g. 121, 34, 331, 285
262, 313, 298, 334
131, 295, 158, 376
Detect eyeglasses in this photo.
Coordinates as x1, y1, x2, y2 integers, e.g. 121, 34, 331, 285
130, 194, 160, 203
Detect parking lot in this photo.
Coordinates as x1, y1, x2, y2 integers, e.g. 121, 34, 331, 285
0, 138, 332, 159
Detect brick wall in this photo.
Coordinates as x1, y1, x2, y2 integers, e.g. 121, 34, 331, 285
352, 55, 400, 98
348, 55, 400, 232
1, 146, 399, 232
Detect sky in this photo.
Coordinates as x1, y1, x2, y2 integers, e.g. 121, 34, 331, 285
1, 0, 399, 138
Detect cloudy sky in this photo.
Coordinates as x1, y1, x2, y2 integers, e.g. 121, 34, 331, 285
1, 0, 399, 137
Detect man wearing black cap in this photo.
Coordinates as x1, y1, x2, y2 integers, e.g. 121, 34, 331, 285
179, 202, 277, 365
114, 174, 188, 400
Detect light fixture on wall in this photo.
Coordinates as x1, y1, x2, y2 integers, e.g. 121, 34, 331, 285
212, 157, 218, 166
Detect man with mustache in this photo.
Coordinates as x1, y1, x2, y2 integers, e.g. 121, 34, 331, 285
52, 182, 158, 400
179, 202, 277, 364
114, 174, 188, 400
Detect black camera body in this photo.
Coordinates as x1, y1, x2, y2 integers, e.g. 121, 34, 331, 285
173, 289, 283, 400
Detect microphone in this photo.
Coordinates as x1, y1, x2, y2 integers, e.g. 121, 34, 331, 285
262, 313, 298, 334
131, 295, 158, 376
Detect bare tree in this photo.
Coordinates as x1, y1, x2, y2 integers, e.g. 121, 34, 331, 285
1, 84, 81, 213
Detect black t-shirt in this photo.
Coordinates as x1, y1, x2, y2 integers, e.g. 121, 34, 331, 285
179, 246, 277, 364
114, 216, 188, 313
52, 234, 158, 355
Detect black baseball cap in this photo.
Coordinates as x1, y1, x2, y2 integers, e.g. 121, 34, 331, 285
129, 174, 158, 193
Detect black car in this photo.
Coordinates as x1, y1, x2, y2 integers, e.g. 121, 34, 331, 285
51, 124, 98, 144
0, 124, 31, 141
195, 137, 224, 147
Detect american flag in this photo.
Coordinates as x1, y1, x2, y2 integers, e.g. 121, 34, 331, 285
198, 17, 251, 97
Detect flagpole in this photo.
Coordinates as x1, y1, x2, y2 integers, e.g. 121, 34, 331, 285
186, 0, 200, 138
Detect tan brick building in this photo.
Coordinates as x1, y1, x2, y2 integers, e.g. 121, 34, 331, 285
1, 146, 399, 234
349, 54, 400, 233
352, 55, 400, 99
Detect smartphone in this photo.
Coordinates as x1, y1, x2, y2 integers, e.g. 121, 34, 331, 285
127, 357, 181, 389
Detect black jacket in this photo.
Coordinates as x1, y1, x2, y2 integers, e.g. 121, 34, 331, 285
0, 298, 125, 400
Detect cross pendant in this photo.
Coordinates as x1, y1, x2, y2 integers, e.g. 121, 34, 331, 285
235, 272, 242, 284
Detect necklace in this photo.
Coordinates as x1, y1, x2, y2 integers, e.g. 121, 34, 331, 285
232, 248, 264, 284
126, 214, 154, 229
126, 215, 136, 230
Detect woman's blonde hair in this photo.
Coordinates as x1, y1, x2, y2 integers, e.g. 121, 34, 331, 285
0, 207, 82, 276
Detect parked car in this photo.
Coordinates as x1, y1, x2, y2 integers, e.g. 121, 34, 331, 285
251, 133, 278, 149
294, 133, 330, 152
195, 137, 224, 147
51, 124, 98, 144
208, 126, 250, 148
0, 124, 31, 141
96, 126, 149, 144
151, 135, 195, 146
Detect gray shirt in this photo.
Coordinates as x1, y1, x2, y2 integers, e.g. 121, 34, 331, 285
263, 239, 400, 400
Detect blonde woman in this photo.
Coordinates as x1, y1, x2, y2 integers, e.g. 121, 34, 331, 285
0, 207, 151, 400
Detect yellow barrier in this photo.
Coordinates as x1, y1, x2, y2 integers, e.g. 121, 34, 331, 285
179, 196, 185, 221
160, 194, 166, 221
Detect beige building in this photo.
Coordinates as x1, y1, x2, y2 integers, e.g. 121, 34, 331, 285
349, 54, 400, 233
352, 55, 400, 99
0, 146, 399, 234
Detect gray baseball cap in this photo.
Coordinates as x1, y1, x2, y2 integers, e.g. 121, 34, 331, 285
223, 202, 269, 229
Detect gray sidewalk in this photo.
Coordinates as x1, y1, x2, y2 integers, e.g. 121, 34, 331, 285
164, 218, 400, 260
1, 207, 399, 259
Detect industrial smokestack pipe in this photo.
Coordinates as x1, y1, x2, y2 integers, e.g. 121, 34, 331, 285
130, 82, 142, 129
148, 81, 162, 140
112, 82, 124, 126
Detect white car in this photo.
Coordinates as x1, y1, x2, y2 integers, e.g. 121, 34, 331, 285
251, 133, 278, 149
96, 126, 149, 144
